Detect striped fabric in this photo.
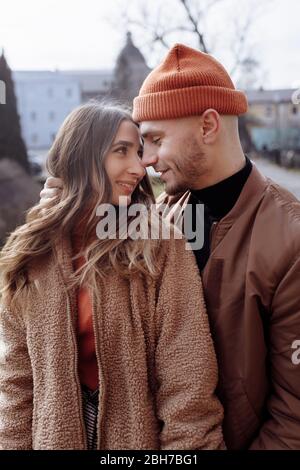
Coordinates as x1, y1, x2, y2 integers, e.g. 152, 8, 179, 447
81, 385, 99, 450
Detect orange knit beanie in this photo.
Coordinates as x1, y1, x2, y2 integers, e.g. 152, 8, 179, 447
132, 43, 248, 121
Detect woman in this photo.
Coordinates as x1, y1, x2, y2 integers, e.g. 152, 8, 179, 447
0, 101, 224, 450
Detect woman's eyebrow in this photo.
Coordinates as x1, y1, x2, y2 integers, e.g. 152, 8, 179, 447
112, 140, 143, 153
112, 140, 134, 147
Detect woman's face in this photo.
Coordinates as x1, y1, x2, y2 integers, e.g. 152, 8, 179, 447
105, 120, 146, 206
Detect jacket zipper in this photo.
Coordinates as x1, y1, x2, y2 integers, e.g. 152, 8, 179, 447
66, 294, 88, 449
91, 292, 105, 450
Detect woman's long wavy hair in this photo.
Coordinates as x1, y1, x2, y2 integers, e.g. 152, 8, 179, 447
0, 101, 162, 309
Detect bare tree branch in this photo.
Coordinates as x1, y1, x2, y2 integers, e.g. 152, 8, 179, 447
105, 0, 274, 83
229, 15, 253, 76
179, 0, 208, 52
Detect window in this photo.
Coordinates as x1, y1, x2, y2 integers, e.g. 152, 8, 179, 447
48, 88, 53, 98
49, 111, 55, 121
50, 132, 56, 142
30, 111, 37, 121
265, 106, 273, 117
66, 88, 72, 97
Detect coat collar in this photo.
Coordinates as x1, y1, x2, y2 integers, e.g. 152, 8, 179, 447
158, 161, 268, 229
217, 163, 268, 225
205, 163, 268, 251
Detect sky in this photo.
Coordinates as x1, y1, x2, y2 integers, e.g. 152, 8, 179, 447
0, 0, 299, 89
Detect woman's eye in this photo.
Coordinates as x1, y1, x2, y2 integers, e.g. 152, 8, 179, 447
116, 146, 127, 155
152, 137, 161, 145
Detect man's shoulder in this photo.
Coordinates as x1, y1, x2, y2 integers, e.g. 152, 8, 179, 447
256, 178, 300, 268
264, 178, 300, 230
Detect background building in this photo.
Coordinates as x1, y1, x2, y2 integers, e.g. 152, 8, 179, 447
246, 88, 300, 152
13, 71, 81, 151
13, 33, 150, 158
12, 36, 300, 171
111, 32, 151, 104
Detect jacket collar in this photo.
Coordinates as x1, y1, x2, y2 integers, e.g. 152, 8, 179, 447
216, 162, 268, 227
157, 162, 269, 242
54, 234, 74, 283
159, 162, 268, 221
53, 235, 79, 320
206, 163, 268, 249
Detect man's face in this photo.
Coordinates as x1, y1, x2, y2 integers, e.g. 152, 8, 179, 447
140, 117, 209, 195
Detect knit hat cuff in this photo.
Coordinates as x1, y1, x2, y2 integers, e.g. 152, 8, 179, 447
132, 85, 248, 121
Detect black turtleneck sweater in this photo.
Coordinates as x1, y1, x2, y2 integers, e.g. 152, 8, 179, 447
189, 156, 252, 272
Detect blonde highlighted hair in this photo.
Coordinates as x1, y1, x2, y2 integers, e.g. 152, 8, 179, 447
0, 101, 162, 310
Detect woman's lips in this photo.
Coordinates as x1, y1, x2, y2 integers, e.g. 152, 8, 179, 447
117, 182, 135, 194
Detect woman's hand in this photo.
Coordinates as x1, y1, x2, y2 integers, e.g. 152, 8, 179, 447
39, 177, 63, 209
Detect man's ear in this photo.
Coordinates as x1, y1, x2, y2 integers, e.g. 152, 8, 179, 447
201, 109, 220, 144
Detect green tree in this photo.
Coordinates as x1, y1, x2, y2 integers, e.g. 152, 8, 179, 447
0, 50, 29, 172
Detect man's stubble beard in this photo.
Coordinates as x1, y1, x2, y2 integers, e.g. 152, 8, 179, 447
164, 137, 209, 195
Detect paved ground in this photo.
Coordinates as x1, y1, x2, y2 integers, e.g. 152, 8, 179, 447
254, 158, 300, 201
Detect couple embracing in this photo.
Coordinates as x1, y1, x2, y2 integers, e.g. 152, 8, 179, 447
1, 44, 299, 450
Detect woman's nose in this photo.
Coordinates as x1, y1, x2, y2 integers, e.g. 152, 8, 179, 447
128, 158, 146, 179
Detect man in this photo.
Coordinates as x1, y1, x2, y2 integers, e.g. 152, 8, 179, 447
40, 44, 300, 449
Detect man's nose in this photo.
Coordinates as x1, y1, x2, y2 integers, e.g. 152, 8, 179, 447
141, 149, 159, 168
